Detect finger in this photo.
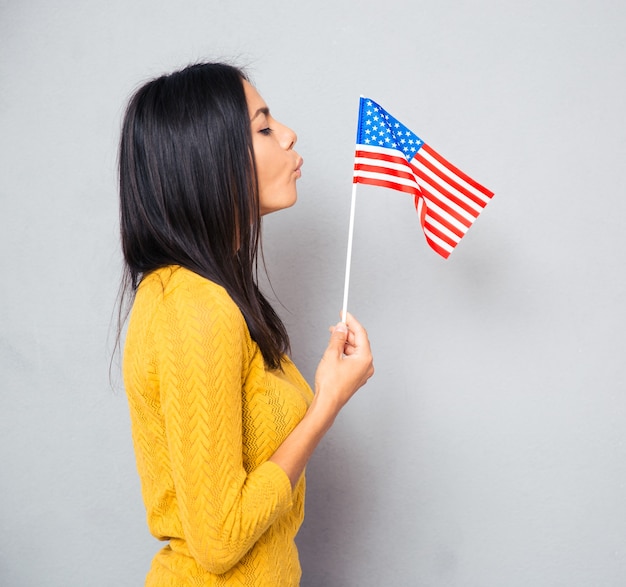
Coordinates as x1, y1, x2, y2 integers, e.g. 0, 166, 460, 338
341, 312, 369, 346
346, 330, 356, 346
329, 324, 356, 347
325, 321, 349, 358
341, 332, 357, 356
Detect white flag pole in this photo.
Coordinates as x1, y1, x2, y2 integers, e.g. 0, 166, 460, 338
341, 95, 365, 324
341, 182, 358, 324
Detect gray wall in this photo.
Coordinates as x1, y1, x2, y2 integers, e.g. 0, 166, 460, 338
1, 1, 625, 585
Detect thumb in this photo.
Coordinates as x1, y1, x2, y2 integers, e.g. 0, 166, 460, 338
326, 322, 348, 356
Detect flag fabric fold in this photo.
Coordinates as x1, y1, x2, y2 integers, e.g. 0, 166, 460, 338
353, 96, 494, 258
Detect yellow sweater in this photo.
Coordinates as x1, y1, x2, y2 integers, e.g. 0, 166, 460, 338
123, 266, 314, 586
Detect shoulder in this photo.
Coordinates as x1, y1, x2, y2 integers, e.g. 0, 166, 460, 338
140, 266, 230, 301
139, 266, 236, 310
138, 266, 247, 338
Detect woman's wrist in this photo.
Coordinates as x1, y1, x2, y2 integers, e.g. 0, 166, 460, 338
306, 390, 340, 434
268, 393, 336, 487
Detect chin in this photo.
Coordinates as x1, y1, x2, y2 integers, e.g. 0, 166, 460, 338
260, 192, 298, 216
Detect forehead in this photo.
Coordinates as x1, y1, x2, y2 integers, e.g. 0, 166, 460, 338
242, 80, 268, 119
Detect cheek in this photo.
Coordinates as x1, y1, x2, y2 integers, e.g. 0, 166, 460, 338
256, 145, 286, 188
253, 142, 273, 183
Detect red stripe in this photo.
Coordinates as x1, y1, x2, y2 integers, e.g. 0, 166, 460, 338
414, 169, 477, 224
417, 195, 457, 257
421, 144, 494, 198
354, 144, 491, 260
353, 175, 421, 197
355, 149, 409, 167
425, 206, 465, 239
424, 233, 452, 259
411, 156, 487, 214
354, 162, 418, 184
424, 218, 458, 249
354, 152, 474, 235
415, 194, 427, 228
420, 184, 472, 229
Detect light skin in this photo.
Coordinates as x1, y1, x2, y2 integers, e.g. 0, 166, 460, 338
244, 80, 302, 215
245, 80, 375, 487
270, 313, 374, 487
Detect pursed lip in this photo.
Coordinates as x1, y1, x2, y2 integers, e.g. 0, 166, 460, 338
295, 157, 304, 177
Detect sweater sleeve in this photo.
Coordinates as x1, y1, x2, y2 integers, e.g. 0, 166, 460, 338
155, 278, 294, 574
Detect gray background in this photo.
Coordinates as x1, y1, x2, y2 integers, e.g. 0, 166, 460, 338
1, 1, 625, 585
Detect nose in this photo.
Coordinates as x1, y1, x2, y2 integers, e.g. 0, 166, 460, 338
280, 122, 297, 150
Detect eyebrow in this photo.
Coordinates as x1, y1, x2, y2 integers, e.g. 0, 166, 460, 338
250, 107, 270, 122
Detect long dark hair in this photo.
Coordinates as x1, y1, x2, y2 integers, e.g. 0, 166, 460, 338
117, 62, 289, 369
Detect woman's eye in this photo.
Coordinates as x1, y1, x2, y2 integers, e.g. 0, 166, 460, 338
260, 127, 273, 136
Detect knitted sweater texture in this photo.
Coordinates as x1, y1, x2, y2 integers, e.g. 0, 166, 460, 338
123, 266, 313, 586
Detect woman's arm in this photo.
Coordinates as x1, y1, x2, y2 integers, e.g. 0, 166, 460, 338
270, 312, 374, 487
156, 274, 372, 569
156, 279, 295, 574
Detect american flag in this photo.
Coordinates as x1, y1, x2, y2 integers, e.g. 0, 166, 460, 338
353, 97, 494, 259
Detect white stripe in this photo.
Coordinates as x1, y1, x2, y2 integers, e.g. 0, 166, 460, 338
358, 143, 491, 209
418, 178, 477, 224
413, 157, 485, 216
354, 156, 412, 174
416, 196, 424, 220
423, 208, 466, 243
417, 149, 492, 206
353, 170, 420, 192
355, 144, 407, 158
355, 156, 475, 232
423, 226, 455, 254
358, 143, 486, 218
422, 196, 470, 234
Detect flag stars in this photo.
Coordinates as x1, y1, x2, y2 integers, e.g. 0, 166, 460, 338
358, 98, 424, 157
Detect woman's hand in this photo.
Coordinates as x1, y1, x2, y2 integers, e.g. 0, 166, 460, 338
313, 312, 374, 420
269, 312, 374, 487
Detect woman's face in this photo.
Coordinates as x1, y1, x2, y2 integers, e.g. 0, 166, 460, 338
244, 80, 302, 215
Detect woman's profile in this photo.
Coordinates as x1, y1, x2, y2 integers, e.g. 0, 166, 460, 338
118, 62, 374, 586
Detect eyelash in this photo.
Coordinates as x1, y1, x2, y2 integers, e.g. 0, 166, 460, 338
259, 128, 273, 135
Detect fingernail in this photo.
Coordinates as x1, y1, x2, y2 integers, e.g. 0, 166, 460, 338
335, 322, 348, 333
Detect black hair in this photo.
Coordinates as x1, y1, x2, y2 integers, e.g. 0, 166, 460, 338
117, 62, 289, 369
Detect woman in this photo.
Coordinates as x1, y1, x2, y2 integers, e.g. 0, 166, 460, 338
118, 62, 374, 586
